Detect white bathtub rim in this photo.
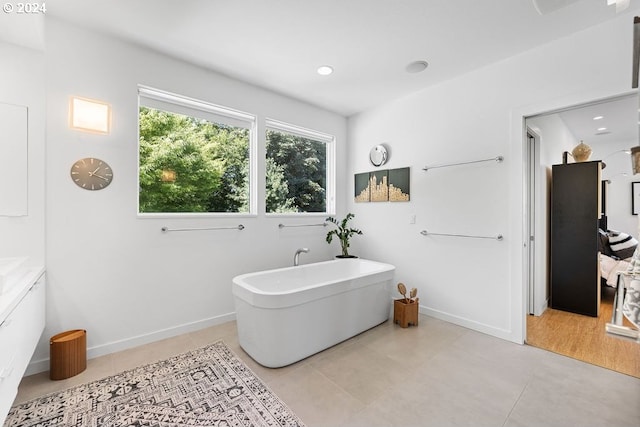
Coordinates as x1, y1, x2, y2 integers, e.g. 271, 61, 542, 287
233, 258, 395, 295
233, 277, 393, 309
232, 258, 395, 309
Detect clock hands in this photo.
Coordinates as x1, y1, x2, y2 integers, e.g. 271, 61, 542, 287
93, 174, 110, 182
87, 166, 111, 182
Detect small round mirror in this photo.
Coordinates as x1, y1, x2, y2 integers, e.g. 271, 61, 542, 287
369, 145, 388, 167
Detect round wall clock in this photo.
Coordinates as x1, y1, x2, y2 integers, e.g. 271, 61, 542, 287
369, 144, 388, 167
70, 157, 113, 190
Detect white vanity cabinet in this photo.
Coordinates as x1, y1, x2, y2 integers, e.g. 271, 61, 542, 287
0, 269, 45, 426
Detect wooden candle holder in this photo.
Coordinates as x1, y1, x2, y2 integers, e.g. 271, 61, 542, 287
393, 298, 419, 328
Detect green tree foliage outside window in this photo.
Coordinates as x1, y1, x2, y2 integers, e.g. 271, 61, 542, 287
266, 129, 327, 213
139, 106, 250, 213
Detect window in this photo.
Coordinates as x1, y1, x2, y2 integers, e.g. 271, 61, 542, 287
138, 86, 255, 214
265, 119, 335, 214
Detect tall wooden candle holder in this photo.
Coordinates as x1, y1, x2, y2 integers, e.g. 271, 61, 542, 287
393, 298, 419, 328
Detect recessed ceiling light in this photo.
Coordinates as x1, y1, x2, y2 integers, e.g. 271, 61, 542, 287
317, 65, 333, 76
593, 116, 604, 120
597, 127, 607, 131
405, 60, 429, 73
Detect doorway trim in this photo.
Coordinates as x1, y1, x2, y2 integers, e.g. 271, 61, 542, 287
525, 128, 540, 316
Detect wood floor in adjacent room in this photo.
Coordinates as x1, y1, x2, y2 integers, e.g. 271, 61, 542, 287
527, 286, 640, 378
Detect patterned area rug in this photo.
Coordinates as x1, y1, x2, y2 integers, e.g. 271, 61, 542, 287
5, 341, 305, 427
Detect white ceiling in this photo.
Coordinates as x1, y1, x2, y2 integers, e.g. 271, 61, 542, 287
46, 0, 639, 117
557, 95, 639, 145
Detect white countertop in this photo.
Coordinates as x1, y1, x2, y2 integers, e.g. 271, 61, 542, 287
0, 267, 45, 323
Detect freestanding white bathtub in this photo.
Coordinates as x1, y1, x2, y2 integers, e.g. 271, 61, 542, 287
232, 258, 395, 368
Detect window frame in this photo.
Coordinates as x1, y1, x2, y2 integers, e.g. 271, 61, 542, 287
264, 118, 336, 216
137, 85, 257, 218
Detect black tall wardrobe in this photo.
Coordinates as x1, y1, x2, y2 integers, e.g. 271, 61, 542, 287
550, 161, 601, 317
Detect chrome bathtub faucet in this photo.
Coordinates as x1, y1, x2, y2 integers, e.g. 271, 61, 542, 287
294, 248, 310, 266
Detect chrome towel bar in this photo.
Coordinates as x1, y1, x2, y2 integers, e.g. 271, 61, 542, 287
278, 222, 327, 229
422, 155, 503, 171
161, 225, 245, 232
420, 230, 503, 241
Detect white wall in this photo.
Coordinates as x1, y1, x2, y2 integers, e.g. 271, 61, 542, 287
31, 18, 347, 372
347, 11, 636, 343
0, 42, 45, 267
592, 139, 638, 235
527, 115, 578, 166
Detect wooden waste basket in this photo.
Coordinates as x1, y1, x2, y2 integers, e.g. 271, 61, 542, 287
50, 329, 87, 380
393, 298, 419, 328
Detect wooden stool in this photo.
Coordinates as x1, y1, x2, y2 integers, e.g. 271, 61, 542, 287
50, 329, 86, 380
393, 298, 419, 328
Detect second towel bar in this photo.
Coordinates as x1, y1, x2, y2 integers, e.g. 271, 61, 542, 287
420, 230, 503, 241
161, 225, 245, 233
279, 222, 327, 229
422, 155, 503, 171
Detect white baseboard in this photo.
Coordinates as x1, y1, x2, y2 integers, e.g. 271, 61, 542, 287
420, 305, 518, 343
25, 312, 236, 376
533, 299, 549, 316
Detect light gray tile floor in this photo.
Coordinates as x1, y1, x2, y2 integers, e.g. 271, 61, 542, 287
13, 315, 640, 427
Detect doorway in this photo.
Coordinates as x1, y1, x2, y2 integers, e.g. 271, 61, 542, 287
523, 93, 640, 378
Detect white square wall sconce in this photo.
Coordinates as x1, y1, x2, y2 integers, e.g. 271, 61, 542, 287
70, 96, 111, 134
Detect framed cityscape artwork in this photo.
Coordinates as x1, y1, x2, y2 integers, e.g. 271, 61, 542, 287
370, 170, 389, 202
354, 167, 410, 203
355, 172, 370, 202
388, 167, 410, 202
